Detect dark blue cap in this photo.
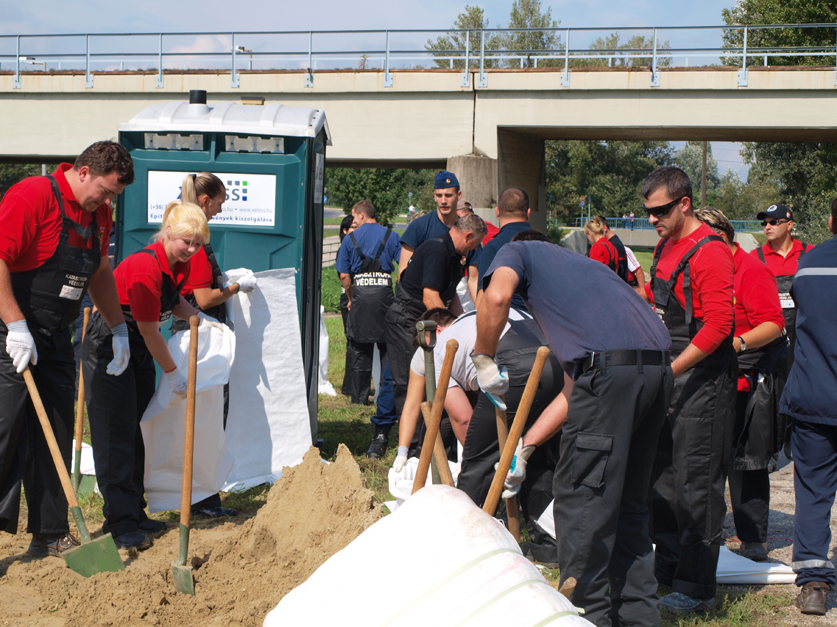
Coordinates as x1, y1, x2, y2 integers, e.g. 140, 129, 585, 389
435, 171, 459, 189
757, 204, 793, 222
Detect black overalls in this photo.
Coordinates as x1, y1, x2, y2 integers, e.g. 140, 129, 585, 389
82, 248, 185, 537
648, 235, 738, 601
456, 313, 563, 563
757, 244, 807, 372
0, 176, 100, 535
343, 229, 393, 404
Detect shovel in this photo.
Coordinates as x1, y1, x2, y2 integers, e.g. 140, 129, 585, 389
494, 401, 520, 541
71, 306, 91, 493
411, 339, 458, 494
172, 315, 199, 596
483, 346, 550, 518
22, 366, 124, 577
416, 319, 449, 485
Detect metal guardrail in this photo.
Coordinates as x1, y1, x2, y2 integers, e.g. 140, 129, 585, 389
1, 23, 836, 90
575, 216, 763, 232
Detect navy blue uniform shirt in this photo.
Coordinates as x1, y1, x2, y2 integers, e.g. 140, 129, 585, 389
478, 220, 530, 312
779, 234, 837, 425
399, 232, 463, 306
336, 222, 401, 274
401, 211, 480, 266
485, 241, 671, 378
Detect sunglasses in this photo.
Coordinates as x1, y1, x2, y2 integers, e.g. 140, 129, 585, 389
642, 196, 685, 218
761, 219, 789, 227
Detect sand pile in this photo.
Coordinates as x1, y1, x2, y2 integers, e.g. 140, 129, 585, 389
0, 445, 383, 627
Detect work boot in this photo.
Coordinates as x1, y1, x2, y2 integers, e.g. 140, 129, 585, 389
27, 533, 81, 558
137, 517, 168, 535
192, 506, 238, 518
367, 427, 390, 459
739, 541, 768, 562
659, 592, 715, 614
796, 582, 829, 615
113, 532, 152, 551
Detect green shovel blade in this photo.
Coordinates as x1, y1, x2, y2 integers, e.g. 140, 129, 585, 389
172, 562, 195, 595
63, 533, 125, 578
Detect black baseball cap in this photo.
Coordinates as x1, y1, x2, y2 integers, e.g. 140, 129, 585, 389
757, 204, 793, 222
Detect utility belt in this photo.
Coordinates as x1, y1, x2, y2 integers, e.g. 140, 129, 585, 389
582, 349, 671, 374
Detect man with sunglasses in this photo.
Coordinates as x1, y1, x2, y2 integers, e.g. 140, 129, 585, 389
641, 166, 737, 615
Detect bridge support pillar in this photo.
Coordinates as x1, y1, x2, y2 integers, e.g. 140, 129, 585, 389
446, 154, 498, 226
497, 130, 546, 233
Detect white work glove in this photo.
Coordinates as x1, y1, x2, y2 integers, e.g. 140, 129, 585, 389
235, 273, 257, 294
165, 366, 189, 399
107, 323, 130, 376
496, 438, 536, 499
471, 352, 509, 410
5, 320, 38, 374
393, 446, 409, 473
198, 312, 226, 332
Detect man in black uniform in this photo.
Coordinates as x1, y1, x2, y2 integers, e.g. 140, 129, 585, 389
385, 213, 485, 422
0, 141, 134, 557
335, 201, 401, 458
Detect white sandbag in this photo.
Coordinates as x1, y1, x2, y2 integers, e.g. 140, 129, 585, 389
456, 275, 475, 312
318, 305, 336, 396
386, 456, 460, 513
265, 486, 588, 627
536, 499, 797, 585
223, 268, 312, 490
140, 323, 236, 512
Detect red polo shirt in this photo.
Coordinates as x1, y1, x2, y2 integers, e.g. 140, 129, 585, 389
0, 164, 112, 271
590, 237, 618, 272
647, 222, 735, 355
115, 240, 190, 322
180, 246, 214, 295
750, 239, 812, 277
733, 244, 785, 336
482, 221, 500, 245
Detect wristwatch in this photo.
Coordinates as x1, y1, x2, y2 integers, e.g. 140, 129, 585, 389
737, 336, 747, 352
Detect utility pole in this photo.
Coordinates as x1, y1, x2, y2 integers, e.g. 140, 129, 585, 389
701, 141, 708, 208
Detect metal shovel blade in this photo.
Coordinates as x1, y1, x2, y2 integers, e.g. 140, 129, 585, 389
62, 533, 125, 578
172, 561, 195, 596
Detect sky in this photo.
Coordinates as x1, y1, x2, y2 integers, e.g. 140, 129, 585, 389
0, 0, 749, 177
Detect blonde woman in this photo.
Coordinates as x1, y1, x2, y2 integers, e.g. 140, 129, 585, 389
584, 216, 618, 273
82, 201, 209, 550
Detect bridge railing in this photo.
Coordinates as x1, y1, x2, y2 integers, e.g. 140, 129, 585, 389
1, 23, 836, 89
574, 216, 763, 232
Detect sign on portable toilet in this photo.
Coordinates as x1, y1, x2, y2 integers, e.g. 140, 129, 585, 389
116, 90, 331, 442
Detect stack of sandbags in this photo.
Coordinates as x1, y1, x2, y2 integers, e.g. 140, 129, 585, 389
264, 485, 590, 626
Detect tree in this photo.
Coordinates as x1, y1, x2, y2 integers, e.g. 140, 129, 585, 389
426, 5, 502, 69
502, 0, 562, 68
722, 1, 837, 66
323, 168, 435, 226
674, 142, 720, 204
545, 140, 675, 224
583, 33, 671, 68
708, 167, 779, 221
1, 163, 40, 198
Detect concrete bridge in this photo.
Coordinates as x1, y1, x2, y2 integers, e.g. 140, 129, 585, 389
2, 65, 836, 231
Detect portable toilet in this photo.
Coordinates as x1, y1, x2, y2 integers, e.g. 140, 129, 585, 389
116, 90, 331, 442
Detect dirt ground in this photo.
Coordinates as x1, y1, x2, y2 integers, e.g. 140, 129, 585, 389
722, 451, 837, 625
0, 445, 382, 627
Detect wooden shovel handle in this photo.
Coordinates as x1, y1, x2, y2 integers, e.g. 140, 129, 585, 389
412, 339, 458, 494
495, 404, 520, 540
23, 368, 79, 509
74, 307, 91, 453
419, 401, 455, 487
180, 316, 199, 528
483, 346, 550, 517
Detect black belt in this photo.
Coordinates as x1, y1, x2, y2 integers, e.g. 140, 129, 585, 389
582, 349, 670, 373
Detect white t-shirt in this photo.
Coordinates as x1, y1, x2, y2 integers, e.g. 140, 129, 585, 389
409, 309, 529, 391
624, 246, 641, 273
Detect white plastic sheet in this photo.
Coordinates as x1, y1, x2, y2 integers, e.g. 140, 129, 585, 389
140, 323, 236, 512
537, 499, 796, 585
264, 486, 590, 626
222, 268, 312, 491
318, 305, 336, 396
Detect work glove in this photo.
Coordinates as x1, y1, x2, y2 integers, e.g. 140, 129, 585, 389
471, 352, 508, 410
235, 273, 257, 294
393, 446, 409, 473
165, 366, 189, 399
107, 323, 130, 376
496, 438, 536, 499
5, 320, 38, 374
198, 312, 226, 333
